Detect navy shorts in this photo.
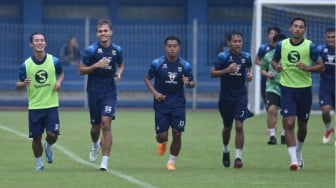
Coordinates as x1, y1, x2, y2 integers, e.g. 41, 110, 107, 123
88, 92, 117, 125
218, 95, 248, 128
28, 107, 60, 138
154, 107, 186, 134
280, 85, 312, 121
266, 92, 281, 108
319, 80, 335, 109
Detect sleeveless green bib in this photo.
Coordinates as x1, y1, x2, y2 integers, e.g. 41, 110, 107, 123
280, 38, 312, 88
25, 54, 59, 109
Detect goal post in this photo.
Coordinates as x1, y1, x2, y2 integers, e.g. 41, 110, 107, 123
250, 0, 335, 115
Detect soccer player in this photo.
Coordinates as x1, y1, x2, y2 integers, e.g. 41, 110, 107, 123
272, 17, 325, 171
260, 33, 287, 145
144, 35, 196, 171
317, 28, 335, 144
210, 31, 253, 169
255, 26, 281, 110
16, 32, 64, 171
78, 17, 124, 171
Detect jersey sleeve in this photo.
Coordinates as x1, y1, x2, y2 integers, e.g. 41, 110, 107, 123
115, 45, 123, 65
18, 62, 27, 81
82, 45, 95, 66
53, 56, 63, 75
147, 59, 159, 79
272, 41, 282, 61
214, 53, 226, 70
182, 61, 194, 82
310, 42, 322, 62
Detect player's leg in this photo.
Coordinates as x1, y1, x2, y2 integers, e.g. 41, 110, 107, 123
280, 85, 298, 170
320, 85, 334, 144
219, 99, 234, 168
155, 110, 169, 156
88, 94, 102, 162
29, 110, 45, 171
44, 107, 60, 164
98, 94, 116, 171
266, 92, 280, 145
166, 109, 185, 170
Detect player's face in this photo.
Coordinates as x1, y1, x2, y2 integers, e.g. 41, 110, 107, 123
326, 31, 335, 48
96, 24, 113, 44
29, 34, 46, 53
290, 20, 306, 39
268, 30, 278, 44
228, 34, 243, 54
165, 40, 180, 58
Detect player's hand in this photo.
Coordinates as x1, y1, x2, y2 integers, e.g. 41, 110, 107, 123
182, 75, 190, 86
297, 61, 307, 71
23, 77, 31, 87
228, 63, 238, 73
114, 73, 121, 82
246, 72, 252, 82
53, 82, 61, 92
267, 72, 275, 80
154, 92, 166, 102
95, 57, 110, 68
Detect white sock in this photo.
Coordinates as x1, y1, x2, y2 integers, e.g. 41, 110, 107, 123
223, 145, 229, 153
235, 149, 243, 159
36, 156, 43, 166
287, 146, 297, 164
168, 154, 177, 164
325, 123, 331, 130
269, 128, 276, 136
101, 155, 109, 166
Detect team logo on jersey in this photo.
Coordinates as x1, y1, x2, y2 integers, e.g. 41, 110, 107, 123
178, 66, 182, 72
165, 72, 178, 84
97, 48, 103, 53
228, 56, 233, 62
112, 50, 116, 56
162, 64, 168, 69
241, 58, 245, 64
323, 48, 328, 53
35, 70, 48, 84
34, 70, 51, 89
327, 55, 335, 65
287, 51, 300, 64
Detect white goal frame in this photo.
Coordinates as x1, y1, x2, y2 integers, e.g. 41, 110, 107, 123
251, 0, 335, 115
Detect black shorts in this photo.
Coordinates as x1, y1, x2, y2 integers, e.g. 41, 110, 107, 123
266, 92, 280, 108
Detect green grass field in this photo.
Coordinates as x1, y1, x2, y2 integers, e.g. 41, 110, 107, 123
0, 108, 334, 188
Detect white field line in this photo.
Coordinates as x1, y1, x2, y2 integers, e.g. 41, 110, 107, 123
0, 124, 156, 188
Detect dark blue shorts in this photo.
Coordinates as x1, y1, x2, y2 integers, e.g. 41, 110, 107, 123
319, 80, 335, 109
218, 95, 248, 128
28, 107, 60, 138
280, 85, 312, 121
88, 92, 117, 125
154, 107, 185, 134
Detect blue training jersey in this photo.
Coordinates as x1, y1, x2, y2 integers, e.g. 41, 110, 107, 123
146, 56, 194, 108
317, 43, 335, 81
82, 41, 123, 94
18, 54, 62, 81
257, 43, 274, 59
214, 50, 252, 97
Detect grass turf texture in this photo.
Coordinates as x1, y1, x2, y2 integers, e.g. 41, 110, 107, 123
0, 109, 334, 188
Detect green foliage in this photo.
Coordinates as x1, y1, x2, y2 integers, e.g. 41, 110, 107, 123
0, 109, 334, 188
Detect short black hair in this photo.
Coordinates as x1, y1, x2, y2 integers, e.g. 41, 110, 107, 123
325, 27, 335, 33
291, 17, 306, 27
29, 32, 46, 43
267, 26, 281, 34
96, 17, 113, 31
273, 33, 287, 43
226, 31, 243, 41
164, 35, 181, 45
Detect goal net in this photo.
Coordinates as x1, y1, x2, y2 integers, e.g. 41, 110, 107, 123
251, 0, 335, 114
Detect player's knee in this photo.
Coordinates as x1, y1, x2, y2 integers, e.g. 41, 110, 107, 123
156, 134, 168, 143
